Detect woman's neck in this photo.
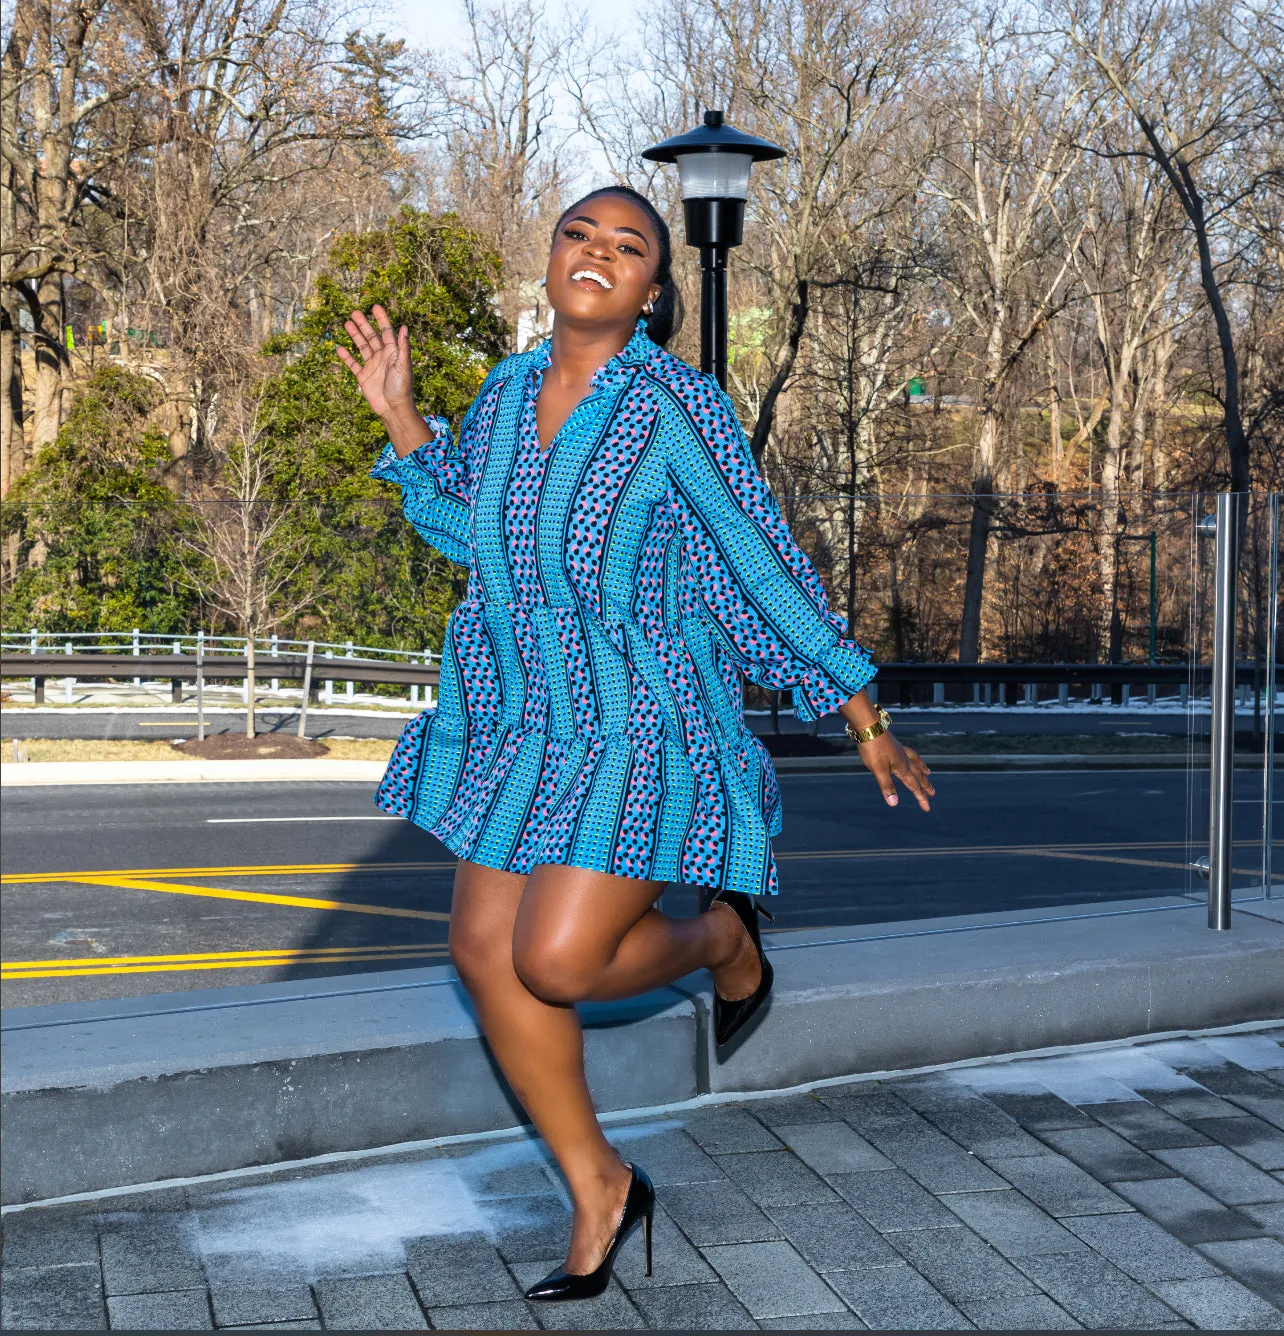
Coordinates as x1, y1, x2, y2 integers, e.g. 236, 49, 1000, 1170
546, 315, 636, 388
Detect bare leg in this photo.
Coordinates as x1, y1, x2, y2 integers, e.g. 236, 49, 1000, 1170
448, 860, 639, 1276
449, 860, 760, 1277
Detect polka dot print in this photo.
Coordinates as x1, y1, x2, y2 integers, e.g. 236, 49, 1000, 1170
368, 319, 877, 897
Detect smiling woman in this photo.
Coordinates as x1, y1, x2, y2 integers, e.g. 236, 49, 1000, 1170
335, 181, 934, 1301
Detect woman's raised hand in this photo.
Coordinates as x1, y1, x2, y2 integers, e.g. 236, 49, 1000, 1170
335, 304, 414, 422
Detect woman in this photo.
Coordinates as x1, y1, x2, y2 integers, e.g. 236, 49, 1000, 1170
338, 185, 934, 1302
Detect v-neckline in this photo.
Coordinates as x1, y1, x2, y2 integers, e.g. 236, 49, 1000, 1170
533, 384, 594, 454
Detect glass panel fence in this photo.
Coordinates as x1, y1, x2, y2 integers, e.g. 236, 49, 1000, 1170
1, 489, 1278, 1006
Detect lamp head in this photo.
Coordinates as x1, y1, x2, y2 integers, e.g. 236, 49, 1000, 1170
642, 110, 785, 250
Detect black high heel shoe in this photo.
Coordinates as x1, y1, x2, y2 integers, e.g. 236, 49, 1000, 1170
711, 889, 775, 1047
523, 1162, 655, 1301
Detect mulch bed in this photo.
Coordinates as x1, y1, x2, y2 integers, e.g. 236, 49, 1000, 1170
174, 732, 327, 760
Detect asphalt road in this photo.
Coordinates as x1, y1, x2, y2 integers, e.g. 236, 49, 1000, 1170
0, 705, 1201, 742
3, 769, 1275, 1009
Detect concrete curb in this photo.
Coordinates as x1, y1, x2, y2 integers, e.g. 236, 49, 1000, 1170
0, 752, 1246, 785
3, 894, 1281, 1203
0, 758, 389, 786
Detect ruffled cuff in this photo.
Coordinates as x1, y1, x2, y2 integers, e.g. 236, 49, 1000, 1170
792, 639, 878, 722
368, 415, 453, 483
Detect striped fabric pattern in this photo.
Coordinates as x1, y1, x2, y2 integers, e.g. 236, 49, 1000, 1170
370, 319, 876, 896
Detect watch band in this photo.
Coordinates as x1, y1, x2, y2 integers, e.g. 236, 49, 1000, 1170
845, 706, 892, 744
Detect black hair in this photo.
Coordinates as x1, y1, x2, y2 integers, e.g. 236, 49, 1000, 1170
552, 184, 684, 347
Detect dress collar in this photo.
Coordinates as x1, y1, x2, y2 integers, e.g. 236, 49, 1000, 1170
528, 318, 657, 392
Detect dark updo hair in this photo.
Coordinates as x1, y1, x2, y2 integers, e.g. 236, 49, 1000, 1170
552, 184, 684, 347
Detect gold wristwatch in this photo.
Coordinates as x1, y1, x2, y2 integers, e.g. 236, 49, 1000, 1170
845, 705, 892, 744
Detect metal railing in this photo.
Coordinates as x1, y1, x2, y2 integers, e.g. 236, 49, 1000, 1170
2, 630, 439, 709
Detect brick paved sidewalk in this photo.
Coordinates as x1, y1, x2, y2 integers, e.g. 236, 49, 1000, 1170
3, 1026, 1283, 1331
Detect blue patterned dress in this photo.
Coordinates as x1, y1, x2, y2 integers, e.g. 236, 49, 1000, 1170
370, 319, 877, 896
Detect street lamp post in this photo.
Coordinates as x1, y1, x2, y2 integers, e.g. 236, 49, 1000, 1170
642, 110, 785, 390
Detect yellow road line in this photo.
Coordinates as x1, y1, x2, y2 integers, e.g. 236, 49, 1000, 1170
0, 860, 545, 881
60, 875, 451, 922
4, 943, 448, 969
4, 842, 1277, 886
1, 861, 454, 885
3, 946, 451, 980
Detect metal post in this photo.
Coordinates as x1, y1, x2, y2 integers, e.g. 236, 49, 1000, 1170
1208, 492, 1241, 929
29, 627, 37, 692
64, 640, 74, 704
345, 639, 355, 700
424, 648, 433, 708
324, 649, 333, 705
298, 641, 315, 740
132, 627, 141, 686
271, 633, 279, 695
699, 245, 729, 389
196, 632, 206, 742
1263, 494, 1279, 897
245, 636, 256, 738
1149, 531, 1158, 664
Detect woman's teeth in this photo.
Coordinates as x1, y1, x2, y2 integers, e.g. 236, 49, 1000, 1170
571, 269, 613, 289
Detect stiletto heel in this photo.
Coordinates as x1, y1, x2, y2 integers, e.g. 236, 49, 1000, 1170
524, 1163, 656, 1301
711, 890, 775, 1047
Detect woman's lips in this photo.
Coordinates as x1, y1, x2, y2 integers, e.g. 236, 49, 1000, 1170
569, 268, 613, 290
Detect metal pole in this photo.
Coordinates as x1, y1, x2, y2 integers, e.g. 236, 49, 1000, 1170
1149, 531, 1157, 664
700, 245, 729, 390
245, 636, 256, 738
1208, 492, 1241, 929
196, 633, 206, 742
298, 640, 315, 740
1263, 494, 1279, 898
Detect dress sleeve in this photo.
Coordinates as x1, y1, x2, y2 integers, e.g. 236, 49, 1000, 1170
664, 380, 877, 722
369, 413, 473, 569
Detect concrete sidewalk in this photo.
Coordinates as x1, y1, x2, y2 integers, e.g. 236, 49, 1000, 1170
3, 1025, 1282, 1331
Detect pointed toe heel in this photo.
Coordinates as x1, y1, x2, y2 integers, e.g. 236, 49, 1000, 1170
711, 890, 775, 1048
523, 1163, 656, 1301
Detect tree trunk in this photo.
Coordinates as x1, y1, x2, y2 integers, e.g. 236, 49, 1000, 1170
749, 280, 809, 466
0, 289, 22, 496
1097, 371, 1126, 662
959, 471, 995, 664
29, 270, 64, 448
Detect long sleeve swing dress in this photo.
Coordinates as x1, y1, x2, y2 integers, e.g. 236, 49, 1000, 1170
370, 318, 878, 898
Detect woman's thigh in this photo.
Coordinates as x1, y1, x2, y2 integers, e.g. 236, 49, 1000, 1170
511, 863, 664, 1002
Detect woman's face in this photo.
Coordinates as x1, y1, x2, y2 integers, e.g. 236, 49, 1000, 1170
544, 194, 662, 331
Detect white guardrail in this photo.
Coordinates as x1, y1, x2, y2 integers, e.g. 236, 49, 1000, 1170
2, 629, 440, 708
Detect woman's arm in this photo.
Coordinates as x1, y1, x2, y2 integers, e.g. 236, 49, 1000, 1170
336, 306, 435, 457
664, 378, 933, 811
339, 304, 474, 568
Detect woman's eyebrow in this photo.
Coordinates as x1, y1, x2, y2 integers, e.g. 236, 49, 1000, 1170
562, 214, 650, 248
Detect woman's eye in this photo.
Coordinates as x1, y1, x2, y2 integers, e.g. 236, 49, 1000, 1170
619, 243, 641, 256
563, 227, 587, 240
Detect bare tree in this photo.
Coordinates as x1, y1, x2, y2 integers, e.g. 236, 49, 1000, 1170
929, 5, 1103, 661
179, 394, 310, 735
1062, 0, 1276, 496
426, 0, 571, 347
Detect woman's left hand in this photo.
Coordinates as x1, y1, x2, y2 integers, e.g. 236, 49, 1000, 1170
858, 731, 934, 811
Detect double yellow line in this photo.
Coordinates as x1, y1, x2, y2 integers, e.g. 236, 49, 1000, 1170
2, 943, 453, 980
1, 860, 454, 980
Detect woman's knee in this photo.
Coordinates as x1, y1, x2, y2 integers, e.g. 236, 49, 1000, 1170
511, 938, 599, 1005
448, 863, 524, 990
448, 916, 509, 990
